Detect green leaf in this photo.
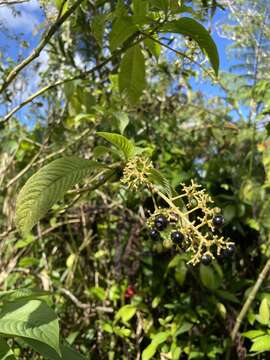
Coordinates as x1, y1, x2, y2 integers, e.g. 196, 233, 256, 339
257, 298, 270, 325
215, 290, 240, 304
242, 330, 266, 340
25, 339, 86, 360
86, 287, 106, 301
199, 264, 220, 291
142, 343, 157, 360
0, 338, 16, 360
115, 305, 136, 323
15, 157, 103, 236
174, 261, 187, 286
144, 37, 161, 61
0, 299, 60, 355
150, 0, 168, 11
133, 0, 148, 17
263, 148, 270, 182
148, 168, 172, 197
250, 335, 270, 352
119, 45, 146, 104
113, 111, 130, 134
216, 302, 227, 319
54, 0, 68, 14
0, 289, 50, 303
175, 322, 193, 336
91, 14, 106, 47
15, 234, 35, 249
259, 199, 270, 230
97, 132, 135, 160
109, 16, 138, 52
161, 18, 219, 75
142, 332, 169, 360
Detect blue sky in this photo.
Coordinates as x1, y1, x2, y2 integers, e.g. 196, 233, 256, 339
0, 1, 237, 123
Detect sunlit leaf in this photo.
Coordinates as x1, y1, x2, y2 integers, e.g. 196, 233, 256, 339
161, 17, 219, 75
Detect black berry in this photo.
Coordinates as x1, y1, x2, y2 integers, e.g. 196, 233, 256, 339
171, 231, 184, 245
213, 215, 225, 228
218, 244, 236, 259
155, 215, 168, 231
201, 254, 212, 265
149, 228, 160, 240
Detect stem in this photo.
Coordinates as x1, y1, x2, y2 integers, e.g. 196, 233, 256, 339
0, 0, 84, 94
0, 27, 159, 123
154, 188, 206, 244
231, 257, 270, 341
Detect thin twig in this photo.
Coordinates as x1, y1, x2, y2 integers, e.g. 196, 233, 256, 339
1, 48, 124, 123
231, 257, 270, 341
5, 137, 48, 189
0, 0, 28, 5
59, 288, 113, 312
0, 0, 84, 94
142, 32, 217, 81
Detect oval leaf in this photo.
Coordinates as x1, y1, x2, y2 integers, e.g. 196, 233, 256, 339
199, 264, 220, 291
250, 335, 270, 352
258, 298, 270, 325
119, 44, 146, 104
161, 17, 219, 75
15, 157, 103, 236
97, 132, 135, 160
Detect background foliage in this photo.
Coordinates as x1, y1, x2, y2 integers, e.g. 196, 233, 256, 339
1, 0, 270, 359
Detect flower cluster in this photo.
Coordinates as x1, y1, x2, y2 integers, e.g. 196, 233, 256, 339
121, 156, 153, 190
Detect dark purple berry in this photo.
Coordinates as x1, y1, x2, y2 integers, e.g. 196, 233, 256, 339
155, 215, 168, 231
213, 215, 225, 228
149, 228, 160, 240
218, 244, 236, 259
171, 231, 184, 245
201, 254, 212, 265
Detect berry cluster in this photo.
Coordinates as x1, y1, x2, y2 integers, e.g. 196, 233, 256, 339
120, 156, 235, 266
146, 181, 235, 266
149, 213, 235, 265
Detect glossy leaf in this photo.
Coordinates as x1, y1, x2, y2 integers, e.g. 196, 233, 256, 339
242, 330, 266, 340
250, 335, 270, 352
115, 305, 136, 323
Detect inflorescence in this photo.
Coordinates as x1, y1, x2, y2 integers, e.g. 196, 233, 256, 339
122, 156, 235, 266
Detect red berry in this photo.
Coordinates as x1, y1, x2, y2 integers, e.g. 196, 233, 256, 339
125, 285, 135, 299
